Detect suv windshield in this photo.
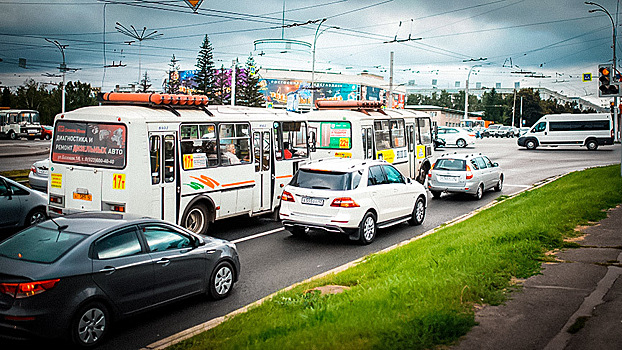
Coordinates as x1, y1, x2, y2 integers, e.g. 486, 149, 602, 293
291, 169, 361, 191
434, 158, 466, 171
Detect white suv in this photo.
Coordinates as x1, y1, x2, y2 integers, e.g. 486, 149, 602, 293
428, 153, 503, 200
279, 158, 427, 244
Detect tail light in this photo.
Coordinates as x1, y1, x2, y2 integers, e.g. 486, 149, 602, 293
466, 165, 474, 180
30, 165, 37, 174
281, 191, 295, 202
331, 197, 360, 208
0, 279, 60, 299
428, 163, 435, 178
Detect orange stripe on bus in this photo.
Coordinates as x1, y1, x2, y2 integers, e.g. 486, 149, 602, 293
276, 175, 293, 179
221, 180, 255, 188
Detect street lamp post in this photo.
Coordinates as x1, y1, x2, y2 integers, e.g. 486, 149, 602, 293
45, 39, 67, 114
311, 18, 327, 108
464, 64, 482, 122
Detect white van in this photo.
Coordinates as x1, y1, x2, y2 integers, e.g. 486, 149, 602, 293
517, 113, 614, 150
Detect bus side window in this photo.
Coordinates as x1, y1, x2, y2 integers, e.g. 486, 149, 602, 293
253, 132, 261, 172
150, 136, 160, 185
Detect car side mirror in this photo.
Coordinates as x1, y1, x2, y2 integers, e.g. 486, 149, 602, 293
493, 162, 499, 167
406, 177, 412, 184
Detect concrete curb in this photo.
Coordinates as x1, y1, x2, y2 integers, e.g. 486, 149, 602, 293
142, 173, 566, 350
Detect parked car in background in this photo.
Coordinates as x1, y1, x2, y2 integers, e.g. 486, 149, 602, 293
497, 126, 516, 138
437, 126, 476, 147
0, 175, 47, 229
280, 158, 427, 245
481, 124, 500, 138
28, 158, 49, 192
428, 153, 504, 200
0, 212, 240, 347
40, 125, 53, 140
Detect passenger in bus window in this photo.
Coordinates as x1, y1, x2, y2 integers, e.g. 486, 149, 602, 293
223, 143, 240, 164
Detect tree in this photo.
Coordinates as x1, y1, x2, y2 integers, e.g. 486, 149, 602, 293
481, 88, 505, 123
237, 55, 265, 107
213, 65, 230, 105
1, 87, 13, 107
165, 55, 180, 94
194, 35, 216, 100
139, 71, 152, 92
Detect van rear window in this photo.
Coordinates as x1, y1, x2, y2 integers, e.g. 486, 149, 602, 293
52, 121, 127, 169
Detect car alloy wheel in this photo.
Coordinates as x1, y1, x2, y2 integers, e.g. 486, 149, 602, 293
409, 196, 426, 226
494, 176, 504, 192
474, 184, 484, 200
358, 212, 377, 245
72, 302, 109, 347
27, 209, 47, 226
456, 139, 466, 148
209, 261, 234, 299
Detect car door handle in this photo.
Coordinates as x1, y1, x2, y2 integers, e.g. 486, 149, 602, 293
157, 259, 171, 266
100, 267, 116, 275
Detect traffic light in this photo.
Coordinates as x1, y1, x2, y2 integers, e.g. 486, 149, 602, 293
598, 64, 620, 97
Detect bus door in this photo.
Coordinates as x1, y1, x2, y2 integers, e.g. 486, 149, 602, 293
253, 129, 272, 212
149, 132, 179, 223
407, 122, 416, 178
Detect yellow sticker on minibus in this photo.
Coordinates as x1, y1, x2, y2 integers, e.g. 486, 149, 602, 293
113, 173, 126, 190
51, 173, 62, 188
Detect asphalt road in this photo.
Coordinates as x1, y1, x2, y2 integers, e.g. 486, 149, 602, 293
2, 137, 621, 349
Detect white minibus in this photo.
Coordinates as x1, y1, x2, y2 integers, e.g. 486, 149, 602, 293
48, 93, 309, 235
305, 100, 434, 183
517, 113, 614, 150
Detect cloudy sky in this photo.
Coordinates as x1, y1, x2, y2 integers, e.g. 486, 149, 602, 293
0, 0, 618, 106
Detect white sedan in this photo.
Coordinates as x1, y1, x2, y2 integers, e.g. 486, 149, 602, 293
279, 158, 427, 245
437, 127, 476, 148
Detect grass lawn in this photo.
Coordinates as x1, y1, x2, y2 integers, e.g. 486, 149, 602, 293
171, 164, 622, 350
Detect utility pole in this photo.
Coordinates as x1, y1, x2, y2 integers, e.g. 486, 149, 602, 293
231, 59, 237, 106
388, 51, 394, 108
512, 89, 517, 127
45, 39, 68, 114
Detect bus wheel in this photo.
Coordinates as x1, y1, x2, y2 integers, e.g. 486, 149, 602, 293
183, 204, 210, 235
8, 131, 16, 140
586, 139, 598, 150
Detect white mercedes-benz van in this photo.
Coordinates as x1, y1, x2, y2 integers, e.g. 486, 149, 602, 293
517, 113, 614, 150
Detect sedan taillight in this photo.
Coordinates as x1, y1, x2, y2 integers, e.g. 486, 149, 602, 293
30, 165, 37, 174
0, 279, 60, 299
281, 191, 295, 202
331, 197, 360, 208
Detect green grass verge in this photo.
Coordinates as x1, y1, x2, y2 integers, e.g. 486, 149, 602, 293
171, 165, 622, 350
0, 169, 30, 184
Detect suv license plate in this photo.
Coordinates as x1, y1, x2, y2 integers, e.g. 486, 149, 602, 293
301, 196, 324, 206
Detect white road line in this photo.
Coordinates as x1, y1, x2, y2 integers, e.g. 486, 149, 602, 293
231, 227, 285, 244
504, 184, 532, 188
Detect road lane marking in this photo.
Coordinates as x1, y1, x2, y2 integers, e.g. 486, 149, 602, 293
231, 227, 285, 244
504, 184, 531, 188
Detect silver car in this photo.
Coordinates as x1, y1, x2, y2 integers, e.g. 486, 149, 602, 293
0, 175, 48, 228
28, 158, 49, 192
428, 153, 504, 200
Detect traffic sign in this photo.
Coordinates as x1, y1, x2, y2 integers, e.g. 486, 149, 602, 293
183, 0, 203, 12
583, 73, 592, 82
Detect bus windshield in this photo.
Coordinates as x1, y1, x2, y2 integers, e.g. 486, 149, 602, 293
51, 121, 127, 169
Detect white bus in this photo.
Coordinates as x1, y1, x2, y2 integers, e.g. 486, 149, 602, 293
305, 100, 434, 183
517, 113, 614, 150
0, 109, 41, 140
47, 93, 309, 234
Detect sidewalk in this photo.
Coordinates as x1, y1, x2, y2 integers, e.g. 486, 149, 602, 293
452, 205, 622, 350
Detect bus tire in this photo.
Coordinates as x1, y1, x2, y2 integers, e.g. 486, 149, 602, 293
182, 204, 210, 235
8, 130, 16, 140
586, 139, 598, 151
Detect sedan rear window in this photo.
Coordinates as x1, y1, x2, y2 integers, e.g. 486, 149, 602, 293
434, 158, 466, 171
0, 226, 86, 263
291, 169, 361, 191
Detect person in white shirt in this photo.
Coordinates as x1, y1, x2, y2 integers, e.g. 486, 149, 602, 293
223, 143, 240, 164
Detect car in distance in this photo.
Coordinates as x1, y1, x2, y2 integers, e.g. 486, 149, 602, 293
28, 158, 49, 192
436, 126, 476, 148
481, 124, 500, 138
497, 126, 515, 138
40, 125, 53, 140
0, 212, 240, 347
279, 158, 427, 245
0, 175, 47, 229
428, 153, 503, 200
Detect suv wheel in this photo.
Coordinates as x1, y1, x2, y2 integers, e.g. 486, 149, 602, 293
358, 212, 376, 245
408, 196, 426, 226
